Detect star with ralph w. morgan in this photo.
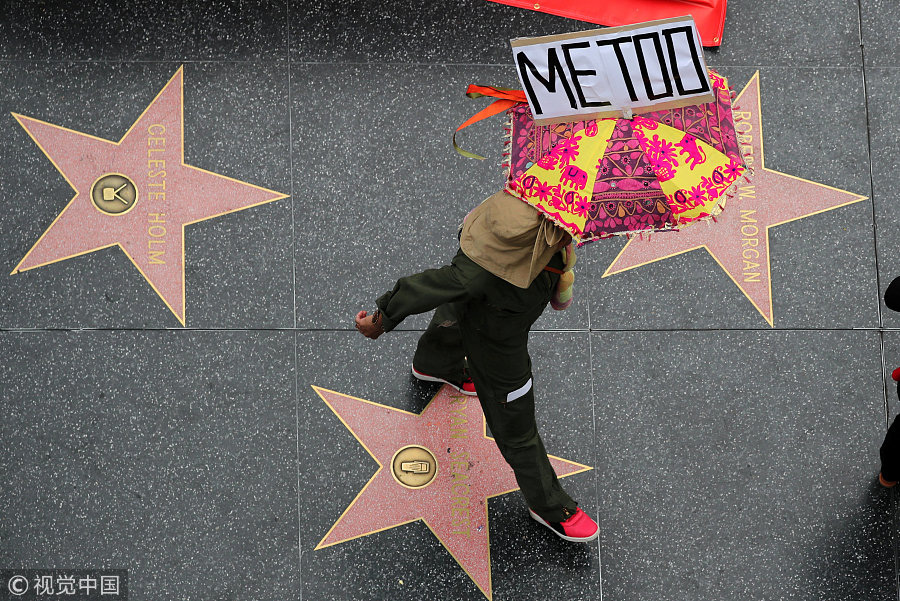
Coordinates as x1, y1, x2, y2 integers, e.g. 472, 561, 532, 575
603, 72, 867, 326
313, 384, 591, 600
11, 67, 287, 325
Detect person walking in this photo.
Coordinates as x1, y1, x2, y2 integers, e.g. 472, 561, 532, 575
354, 190, 598, 542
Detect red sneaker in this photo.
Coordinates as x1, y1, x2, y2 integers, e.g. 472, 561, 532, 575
529, 507, 599, 542
412, 366, 477, 396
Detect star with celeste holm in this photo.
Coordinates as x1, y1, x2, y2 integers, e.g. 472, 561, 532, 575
603, 72, 867, 326
313, 384, 591, 600
11, 67, 287, 325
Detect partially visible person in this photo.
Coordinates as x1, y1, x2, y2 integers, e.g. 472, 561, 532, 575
879, 277, 900, 487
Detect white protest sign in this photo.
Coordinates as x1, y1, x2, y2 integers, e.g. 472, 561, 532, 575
511, 16, 714, 124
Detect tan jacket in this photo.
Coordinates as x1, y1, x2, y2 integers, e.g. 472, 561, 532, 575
459, 190, 568, 289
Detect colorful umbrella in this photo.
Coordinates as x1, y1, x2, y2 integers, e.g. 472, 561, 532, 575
502, 69, 748, 244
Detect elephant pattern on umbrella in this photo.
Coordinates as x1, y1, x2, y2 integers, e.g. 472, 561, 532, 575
505, 69, 747, 243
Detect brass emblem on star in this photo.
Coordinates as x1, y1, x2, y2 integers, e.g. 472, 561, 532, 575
90, 173, 138, 215
391, 445, 438, 489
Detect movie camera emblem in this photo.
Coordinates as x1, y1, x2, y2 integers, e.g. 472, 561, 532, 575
91, 173, 138, 215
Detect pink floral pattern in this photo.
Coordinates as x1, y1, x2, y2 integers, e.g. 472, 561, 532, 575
638, 70, 743, 164
505, 69, 745, 242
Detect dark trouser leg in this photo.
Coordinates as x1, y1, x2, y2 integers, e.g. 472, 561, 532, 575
412, 303, 466, 386
474, 377, 576, 523
881, 414, 900, 482
453, 268, 574, 522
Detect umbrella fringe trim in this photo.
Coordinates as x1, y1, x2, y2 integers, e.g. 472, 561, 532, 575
501, 112, 515, 175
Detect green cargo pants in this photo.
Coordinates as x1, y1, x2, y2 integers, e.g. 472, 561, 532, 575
410, 255, 577, 523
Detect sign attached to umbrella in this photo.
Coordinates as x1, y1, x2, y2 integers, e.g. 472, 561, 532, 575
512, 16, 715, 124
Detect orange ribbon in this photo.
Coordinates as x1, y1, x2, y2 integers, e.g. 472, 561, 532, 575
453, 85, 527, 160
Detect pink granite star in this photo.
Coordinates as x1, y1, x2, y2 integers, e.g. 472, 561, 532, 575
603, 72, 867, 325
313, 384, 591, 599
12, 67, 287, 324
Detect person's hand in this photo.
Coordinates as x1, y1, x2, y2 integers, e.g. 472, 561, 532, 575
355, 310, 385, 340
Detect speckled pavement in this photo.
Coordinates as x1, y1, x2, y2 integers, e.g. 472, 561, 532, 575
1, 1, 898, 600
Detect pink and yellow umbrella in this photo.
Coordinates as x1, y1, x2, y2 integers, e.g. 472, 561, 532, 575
496, 70, 748, 244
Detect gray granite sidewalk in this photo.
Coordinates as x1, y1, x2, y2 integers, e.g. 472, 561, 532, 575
0, 1, 897, 599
